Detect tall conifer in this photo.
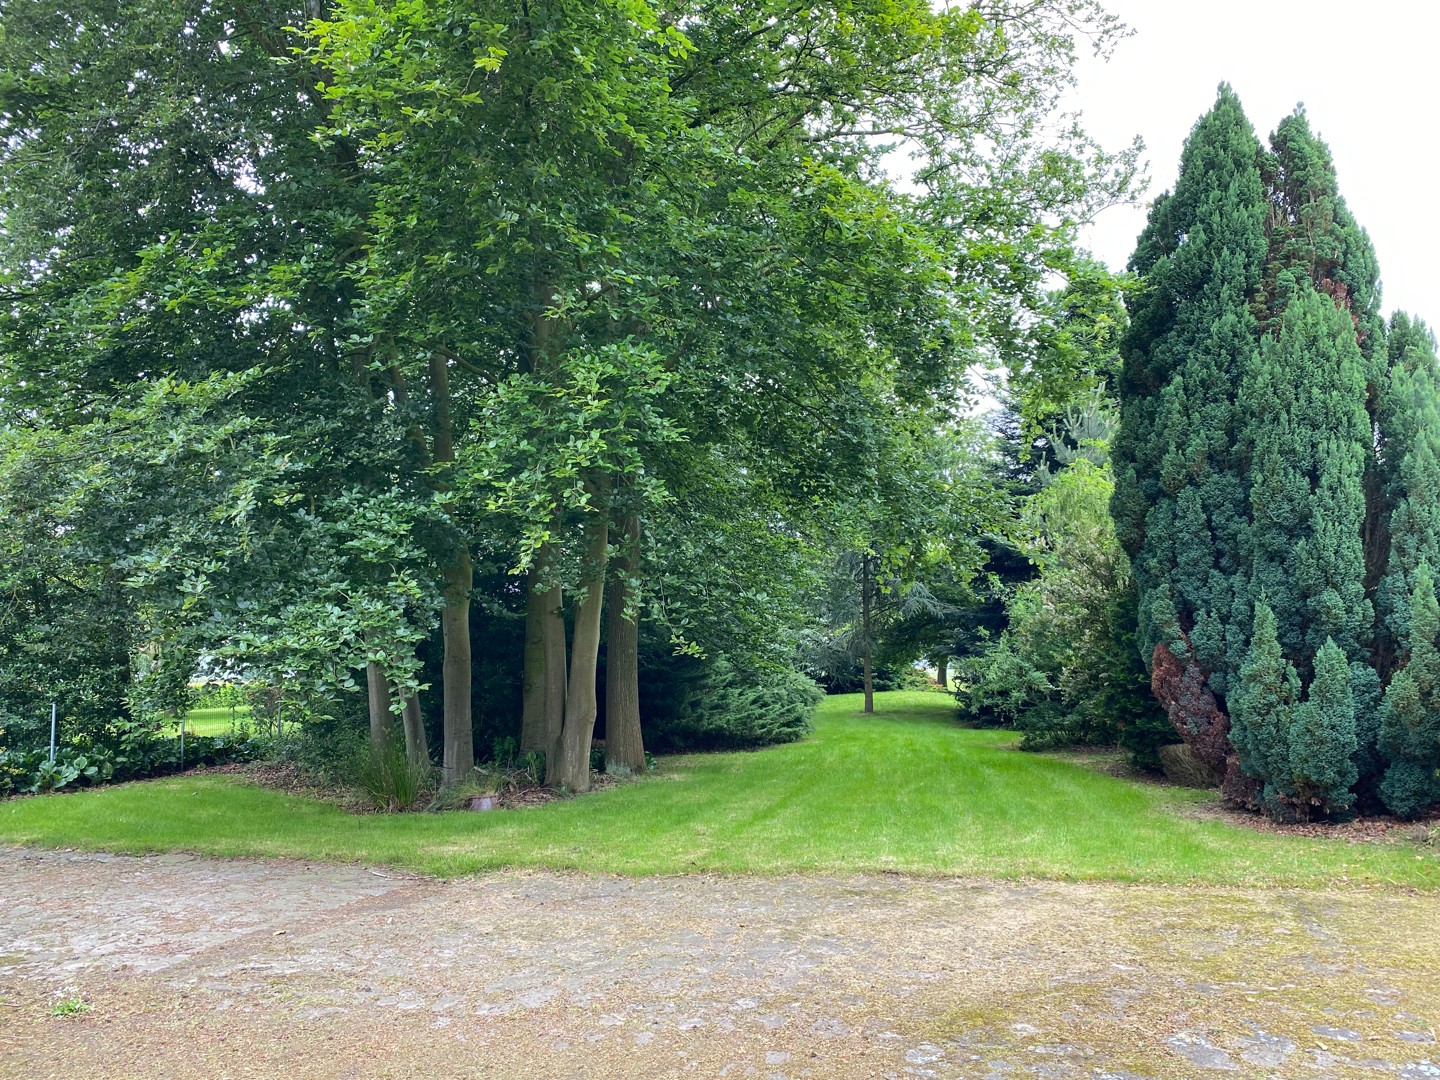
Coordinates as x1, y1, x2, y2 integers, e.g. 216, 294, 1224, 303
1374, 320, 1440, 662
1254, 111, 1383, 355
1377, 563, 1440, 816
1111, 86, 1265, 768
1288, 637, 1359, 818
1229, 600, 1300, 811
1241, 286, 1372, 669
1114, 90, 1440, 817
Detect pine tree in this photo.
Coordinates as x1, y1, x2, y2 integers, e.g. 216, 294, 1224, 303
1378, 563, 1440, 817
1288, 637, 1359, 819
1229, 600, 1300, 811
1111, 85, 1266, 769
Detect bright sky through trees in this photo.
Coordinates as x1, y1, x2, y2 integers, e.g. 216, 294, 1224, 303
1073, 1, 1440, 322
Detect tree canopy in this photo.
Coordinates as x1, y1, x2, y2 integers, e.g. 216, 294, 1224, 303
0, 0, 1139, 796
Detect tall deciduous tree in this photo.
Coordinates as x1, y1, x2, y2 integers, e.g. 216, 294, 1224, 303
0, 0, 447, 751
311, 0, 1137, 788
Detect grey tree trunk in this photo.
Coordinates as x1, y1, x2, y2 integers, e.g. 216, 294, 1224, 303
365, 662, 393, 752
550, 481, 611, 792
428, 351, 474, 785
936, 655, 949, 690
440, 551, 474, 784
540, 546, 568, 781
605, 509, 644, 776
523, 281, 568, 780
402, 693, 428, 766
520, 566, 546, 752
862, 553, 875, 715
522, 554, 567, 777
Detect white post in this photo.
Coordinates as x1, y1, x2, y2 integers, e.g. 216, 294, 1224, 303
49, 703, 57, 763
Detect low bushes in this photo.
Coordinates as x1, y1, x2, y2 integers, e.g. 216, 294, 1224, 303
0, 712, 269, 797
645, 658, 822, 751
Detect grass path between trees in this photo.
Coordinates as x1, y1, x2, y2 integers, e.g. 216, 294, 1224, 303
175, 705, 254, 736
3, 690, 1437, 887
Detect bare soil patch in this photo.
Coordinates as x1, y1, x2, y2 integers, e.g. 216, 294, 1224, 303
3, 849, 1440, 1078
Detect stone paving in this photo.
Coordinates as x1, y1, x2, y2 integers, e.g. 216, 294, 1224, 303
1, 848, 1438, 1078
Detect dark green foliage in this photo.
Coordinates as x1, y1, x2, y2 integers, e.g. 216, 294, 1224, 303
1105, 581, 1177, 769
1242, 285, 1372, 667
1113, 87, 1440, 818
1348, 660, 1384, 804
0, 569, 136, 747
644, 658, 821, 752
1229, 601, 1299, 811
1375, 320, 1440, 670
1112, 85, 1266, 711
808, 662, 918, 696
0, 719, 268, 797
1288, 638, 1358, 819
960, 450, 1168, 767
1254, 111, 1383, 354
284, 700, 372, 786
1378, 564, 1440, 817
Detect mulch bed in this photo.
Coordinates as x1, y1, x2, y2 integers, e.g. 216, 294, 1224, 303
211, 759, 623, 814
494, 771, 619, 809
209, 760, 366, 809
1185, 800, 1440, 843
1037, 746, 1440, 844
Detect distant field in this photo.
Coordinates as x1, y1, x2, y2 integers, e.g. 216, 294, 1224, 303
175, 705, 254, 737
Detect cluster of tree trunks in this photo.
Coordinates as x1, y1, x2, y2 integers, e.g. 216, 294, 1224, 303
361, 458, 646, 794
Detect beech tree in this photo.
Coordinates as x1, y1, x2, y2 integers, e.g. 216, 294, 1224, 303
310, 0, 1137, 788
0, 1, 440, 752
3, 0, 1139, 798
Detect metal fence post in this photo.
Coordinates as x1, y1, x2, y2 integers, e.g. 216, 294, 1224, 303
48, 703, 56, 764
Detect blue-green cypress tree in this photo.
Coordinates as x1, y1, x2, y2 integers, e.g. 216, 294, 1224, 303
1111, 86, 1265, 771
1375, 320, 1440, 660
1377, 563, 1440, 817
1241, 284, 1372, 668
1116, 90, 1440, 818
1288, 637, 1359, 818
1229, 600, 1300, 811
1255, 110, 1384, 357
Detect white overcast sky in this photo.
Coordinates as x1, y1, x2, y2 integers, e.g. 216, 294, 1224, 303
1070, 1, 1440, 324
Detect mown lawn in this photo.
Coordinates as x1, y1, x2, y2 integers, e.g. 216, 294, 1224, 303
4, 690, 1437, 887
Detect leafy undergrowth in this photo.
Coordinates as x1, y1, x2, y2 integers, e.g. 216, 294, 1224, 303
3, 690, 1438, 887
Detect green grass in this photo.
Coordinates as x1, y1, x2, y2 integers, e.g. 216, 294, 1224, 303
174, 705, 253, 737
4, 691, 1437, 887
